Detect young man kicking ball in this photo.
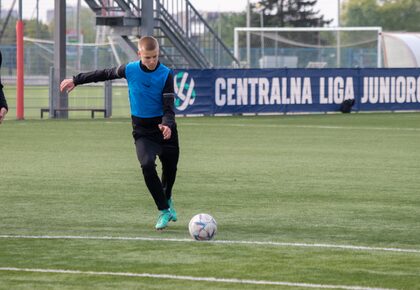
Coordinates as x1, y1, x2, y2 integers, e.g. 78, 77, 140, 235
60, 36, 179, 230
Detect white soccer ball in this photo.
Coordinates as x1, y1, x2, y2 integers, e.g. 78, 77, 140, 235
188, 213, 217, 241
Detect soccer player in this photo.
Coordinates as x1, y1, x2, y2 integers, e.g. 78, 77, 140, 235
60, 36, 179, 230
0, 50, 8, 124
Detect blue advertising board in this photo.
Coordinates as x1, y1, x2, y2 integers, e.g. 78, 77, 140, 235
173, 68, 420, 115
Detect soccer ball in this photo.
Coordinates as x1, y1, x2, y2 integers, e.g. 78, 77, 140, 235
188, 213, 217, 241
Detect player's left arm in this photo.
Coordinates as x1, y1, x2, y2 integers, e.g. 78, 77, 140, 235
160, 72, 175, 140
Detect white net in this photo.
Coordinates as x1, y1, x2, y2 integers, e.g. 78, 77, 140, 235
0, 37, 132, 118
234, 27, 382, 68
21, 36, 133, 77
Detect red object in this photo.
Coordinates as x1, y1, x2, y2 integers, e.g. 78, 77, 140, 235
16, 20, 24, 120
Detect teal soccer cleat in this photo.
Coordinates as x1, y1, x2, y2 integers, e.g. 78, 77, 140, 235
168, 198, 177, 222
155, 209, 173, 230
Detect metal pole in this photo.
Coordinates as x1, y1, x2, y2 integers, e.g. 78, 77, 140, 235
336, 0, 341, 68
246, 0, 250, 68
36, 0, 39, 37
36, 0, 40, 75
104, 80, 112, 118
260, 11, 264, 68
76, 0, 81, 71
16, 0, 24, 120
377, 28, 382, 68
141, 0, 153, 36
234, 28, 239, 67
54, 0, 68, 118
48, 66, 55, 118
218, 7, 221, 67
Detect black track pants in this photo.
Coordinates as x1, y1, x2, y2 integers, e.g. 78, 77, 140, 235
134, 129, 179, 211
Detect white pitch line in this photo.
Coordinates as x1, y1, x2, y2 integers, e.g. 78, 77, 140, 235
0, 267, 395, 290
1, 234, 419, 254
104, 120, 420, 132
181, 122, 420, 132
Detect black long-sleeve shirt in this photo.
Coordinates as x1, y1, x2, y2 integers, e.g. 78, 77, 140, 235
73, 62, 175, 128
0, 51, 8, 111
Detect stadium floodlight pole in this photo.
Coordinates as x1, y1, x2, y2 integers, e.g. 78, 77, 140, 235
16, 0, 24, 120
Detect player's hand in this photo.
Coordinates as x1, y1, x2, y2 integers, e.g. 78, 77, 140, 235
159, 124, 172, 140
0, 107, 7, 124
60, 78, 75, 93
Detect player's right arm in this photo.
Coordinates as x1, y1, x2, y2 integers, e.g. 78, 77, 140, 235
60, 65, 126, 93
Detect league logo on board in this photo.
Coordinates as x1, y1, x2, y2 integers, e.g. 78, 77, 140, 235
174, 72, 196, 111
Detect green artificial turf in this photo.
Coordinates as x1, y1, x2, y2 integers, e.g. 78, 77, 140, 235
0, 113, 419, 289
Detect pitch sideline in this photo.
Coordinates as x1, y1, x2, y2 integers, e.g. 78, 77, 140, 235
0, 267, 395, 290
0, 234, 419, 254
181, 122, 420, 132
104, 120, 420, 132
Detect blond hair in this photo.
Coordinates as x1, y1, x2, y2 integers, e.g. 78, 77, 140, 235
138, 36, 159, 52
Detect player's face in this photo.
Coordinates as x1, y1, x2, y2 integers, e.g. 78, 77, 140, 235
138, 48, 159, 70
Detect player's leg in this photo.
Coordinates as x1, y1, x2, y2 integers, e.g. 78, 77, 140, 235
160, 145, 179, 200
135, 137, 172, 229
160, 144, 179, 221
160, 126, 180, 221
